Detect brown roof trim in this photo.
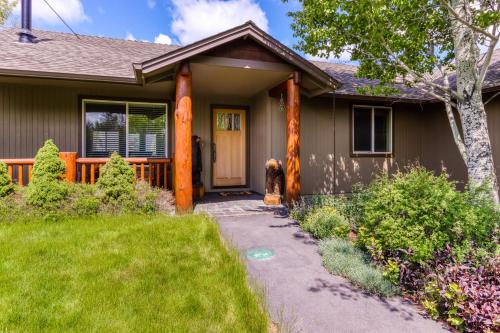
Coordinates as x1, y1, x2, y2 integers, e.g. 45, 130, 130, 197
332, 92, 432, 104
137, 21, 340, 90
0, 68, 139, 85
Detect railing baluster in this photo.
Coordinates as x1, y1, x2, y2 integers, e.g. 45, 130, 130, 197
148, 163, 153, 186
90, 164, 95, 185
132, 163, 137, 177
164, 162, 167, 189
81, 164, 86, 184
18, 165, 23, 186
156, 163, 160, 187
7, 165, 12, 180
141, 163, 145, 181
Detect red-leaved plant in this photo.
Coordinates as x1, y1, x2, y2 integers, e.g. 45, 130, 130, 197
435, 256, 499, 332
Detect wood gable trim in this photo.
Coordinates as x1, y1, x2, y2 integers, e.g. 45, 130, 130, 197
137, 21, 340, 91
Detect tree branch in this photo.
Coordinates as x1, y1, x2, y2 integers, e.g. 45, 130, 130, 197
478, 30, 500, 84
442, 71, 467, 163
442, 0, 498, 41
379, 38, 461, 101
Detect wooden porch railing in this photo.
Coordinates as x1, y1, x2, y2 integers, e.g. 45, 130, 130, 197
77, 158, 172, 189
0, 158, 35, 186
0, 154, 173, 189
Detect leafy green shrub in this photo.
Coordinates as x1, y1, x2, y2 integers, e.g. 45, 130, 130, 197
96, 152, 136, 204
319, 238, 397, 296
0, 162, 13, 197
303, 206, 350, 239
74, 197, 100, 216
357, 167, 497, 264
26, 140, 67, 209
136, 181, 158, 214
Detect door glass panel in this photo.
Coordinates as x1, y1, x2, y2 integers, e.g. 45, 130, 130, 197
217, 112, 225, 130
225, 113, 233, 130
217, 112, 233, 130
233, 113, 241, 131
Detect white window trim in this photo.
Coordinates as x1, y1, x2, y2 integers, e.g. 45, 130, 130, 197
352, 105, 393, 155
82, 99, 168, 158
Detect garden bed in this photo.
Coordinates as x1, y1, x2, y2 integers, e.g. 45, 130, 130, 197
291, 167, 499, 333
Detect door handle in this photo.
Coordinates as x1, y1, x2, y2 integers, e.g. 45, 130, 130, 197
212, 143, 216, 163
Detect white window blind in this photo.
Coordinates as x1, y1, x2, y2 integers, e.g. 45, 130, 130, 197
128, 104, 167, 158
85, 103, 126, 157
84, 101, 167, 158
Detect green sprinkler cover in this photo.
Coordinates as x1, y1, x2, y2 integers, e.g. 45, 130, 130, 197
246, 247, 274, 261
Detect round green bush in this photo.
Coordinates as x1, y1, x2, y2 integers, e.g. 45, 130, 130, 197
26, 139, 67, 209
96, 152, 136, 204
0, 162, 13, 197
303, 206, 350, 239
357, 167, 497, 264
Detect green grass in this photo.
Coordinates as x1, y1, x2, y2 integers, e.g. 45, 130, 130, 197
0, 214, 268, 333
319, 238, 397, 297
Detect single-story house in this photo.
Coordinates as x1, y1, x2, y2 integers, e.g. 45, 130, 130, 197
1, 13, 500, 211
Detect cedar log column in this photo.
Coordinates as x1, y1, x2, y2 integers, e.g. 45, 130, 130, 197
174, 62, 193, 213
286, 72, 301, 206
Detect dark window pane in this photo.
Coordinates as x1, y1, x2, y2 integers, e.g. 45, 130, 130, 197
374, 108, 390, 152
128, 104, 167, 158
353, 107, 372, 151
85, 103, 126, 157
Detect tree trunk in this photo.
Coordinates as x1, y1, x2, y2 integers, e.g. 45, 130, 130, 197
451, 0, 500, 205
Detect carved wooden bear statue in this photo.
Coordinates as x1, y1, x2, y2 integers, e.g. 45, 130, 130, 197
264, 158, 284, 205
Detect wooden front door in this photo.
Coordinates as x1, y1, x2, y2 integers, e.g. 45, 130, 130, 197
212, 108, 246, 187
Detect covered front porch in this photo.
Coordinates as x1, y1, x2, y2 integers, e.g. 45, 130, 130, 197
171, 61, 303, 212
136, 22, 337, 212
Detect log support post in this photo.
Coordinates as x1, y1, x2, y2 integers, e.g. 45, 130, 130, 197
59, 152, 77, 182
174, 62, 193, 213
286, 72, 301, 206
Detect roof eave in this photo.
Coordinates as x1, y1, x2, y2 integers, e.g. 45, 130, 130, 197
0, 68, 139, 85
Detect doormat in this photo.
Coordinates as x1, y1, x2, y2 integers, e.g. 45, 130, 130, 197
219, 191, 252, 197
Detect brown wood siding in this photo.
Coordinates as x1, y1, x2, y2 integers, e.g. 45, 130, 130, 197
2, 78, 500, 195
0, 81, 169, 159
421, 99, 500, 188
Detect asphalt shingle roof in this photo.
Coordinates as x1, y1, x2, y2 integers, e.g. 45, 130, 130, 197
0, 28, 178, 80
1, 27, 499, 100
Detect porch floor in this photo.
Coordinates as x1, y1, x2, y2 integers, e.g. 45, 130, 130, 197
194, 193, 287, 217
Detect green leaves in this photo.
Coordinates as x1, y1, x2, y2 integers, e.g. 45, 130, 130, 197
0, 162, 13, 198
96, 152, 136, 205
26, 139, 68, 209
286, 0, 496, 93
0, 0, 16, 26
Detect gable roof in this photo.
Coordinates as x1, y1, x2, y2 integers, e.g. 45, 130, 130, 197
136, 21, 339, 92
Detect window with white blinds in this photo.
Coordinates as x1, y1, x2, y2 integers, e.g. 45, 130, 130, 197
128, 104, 167, 157
83, 100, 167, 158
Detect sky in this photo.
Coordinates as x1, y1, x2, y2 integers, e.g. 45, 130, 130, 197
6, 0, 341, 61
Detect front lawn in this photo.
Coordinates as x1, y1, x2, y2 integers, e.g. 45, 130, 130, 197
0, 215, 268, 332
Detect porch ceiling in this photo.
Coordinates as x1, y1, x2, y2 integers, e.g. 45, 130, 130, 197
191, 62, 290, 98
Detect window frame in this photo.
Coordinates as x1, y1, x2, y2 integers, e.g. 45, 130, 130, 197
351, 105, 393, 156
82, 99, 168, 158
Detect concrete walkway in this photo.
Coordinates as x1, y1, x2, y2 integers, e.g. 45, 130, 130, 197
216, 212, 449, 333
